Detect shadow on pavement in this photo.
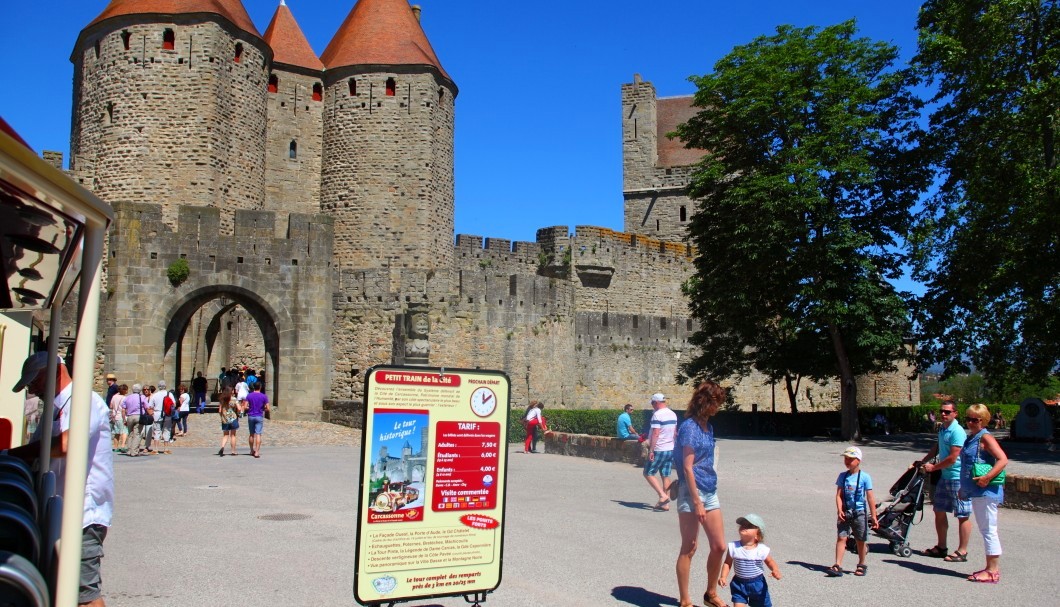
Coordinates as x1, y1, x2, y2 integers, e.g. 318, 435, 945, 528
610, 499, 656, 511
611, 585, 678, 607
881, 558, 968, 578
786, 560, 837, 575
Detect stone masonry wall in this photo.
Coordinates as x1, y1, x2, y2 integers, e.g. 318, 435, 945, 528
265, 66, 324, 224
621, 78, 698, 241
104, 202, 333, 419
71, 17, 268, 234
321, 69, 456, 272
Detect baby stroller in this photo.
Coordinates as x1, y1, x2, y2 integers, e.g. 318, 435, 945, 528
873, 462, 927, 557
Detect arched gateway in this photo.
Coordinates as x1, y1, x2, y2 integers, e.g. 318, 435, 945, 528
102, 202, 333, 420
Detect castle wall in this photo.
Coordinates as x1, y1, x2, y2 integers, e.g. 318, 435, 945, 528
71, 17, 269, 234
321, 69, 456, 272
265, 66, 324, 223
621, 78, 699, 241
104, 202, 333, 419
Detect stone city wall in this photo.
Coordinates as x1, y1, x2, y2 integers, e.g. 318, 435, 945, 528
265, 66, 325, 223
321, 69, 456, 272
71, 17, 269, 233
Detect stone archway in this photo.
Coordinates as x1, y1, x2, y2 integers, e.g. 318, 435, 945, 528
165, 293, 281, 407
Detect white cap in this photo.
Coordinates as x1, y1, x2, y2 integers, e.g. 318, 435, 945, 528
651, 393, 666, 403
842, 446, 863, 460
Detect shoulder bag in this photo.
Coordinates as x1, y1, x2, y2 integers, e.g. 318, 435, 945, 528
972, 431, 1006, 486
138, 396, 152, 426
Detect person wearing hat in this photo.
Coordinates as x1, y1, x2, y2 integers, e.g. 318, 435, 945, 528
828, 446, 879, 577
104, 372, 119, 405
7, 351, 114, 606
719, 514, 781, 607
644, 392, 677, 510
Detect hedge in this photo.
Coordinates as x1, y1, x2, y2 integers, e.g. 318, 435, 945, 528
506, 404, 1024, 442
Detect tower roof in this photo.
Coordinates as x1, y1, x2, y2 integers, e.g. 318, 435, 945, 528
263, 1, 324, 72
321, 0, 451, 82
87, 0, 262, 39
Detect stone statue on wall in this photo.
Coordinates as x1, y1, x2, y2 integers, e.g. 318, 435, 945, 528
404, 305, 430, 366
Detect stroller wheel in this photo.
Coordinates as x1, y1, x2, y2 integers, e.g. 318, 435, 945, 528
899, 545, 913, 558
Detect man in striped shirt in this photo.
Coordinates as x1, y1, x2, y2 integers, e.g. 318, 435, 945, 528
644, 393, 678, 511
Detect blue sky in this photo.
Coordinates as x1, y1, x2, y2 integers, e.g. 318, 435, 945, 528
1, 1, 927, 274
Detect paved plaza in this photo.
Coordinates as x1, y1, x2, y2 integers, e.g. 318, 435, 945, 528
101, 429, 1059, 606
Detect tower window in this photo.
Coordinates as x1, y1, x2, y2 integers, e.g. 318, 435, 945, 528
289, 140, 297, 159
121, 31, 131, 50
234, 43, 243, 63
268, 74, 278, 93
349, 79, 357, 96
162, 29, 175, 50
438, 87, 444, 102
385, 78, 396, 97
312, 83, 323, 101
94, 41, 101, 59
680, 206, 687, 222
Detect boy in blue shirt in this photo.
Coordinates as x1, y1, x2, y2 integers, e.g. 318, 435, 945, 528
827, 446, 879, 577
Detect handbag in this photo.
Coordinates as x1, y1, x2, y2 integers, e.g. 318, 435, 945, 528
973, 431, 1006, 486
137, 396, 152, 426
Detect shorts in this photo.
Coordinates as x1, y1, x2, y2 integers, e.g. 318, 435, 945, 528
676, 482, 721, 513
643, 450, 673, 477
222, 419, 239, 432
933, 478, 972, 517
837, 509, 868, 541
247, 416, 264, 435
730, 574, 771, 607
111, 420, 126, 437
80, 524, 107, 603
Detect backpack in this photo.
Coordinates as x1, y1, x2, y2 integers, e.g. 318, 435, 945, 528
163, 392, 176, 417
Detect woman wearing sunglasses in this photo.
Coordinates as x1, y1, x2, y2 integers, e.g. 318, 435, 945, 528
959, 404, 1009, 583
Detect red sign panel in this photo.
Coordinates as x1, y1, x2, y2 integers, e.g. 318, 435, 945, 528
432, 421, 500, 511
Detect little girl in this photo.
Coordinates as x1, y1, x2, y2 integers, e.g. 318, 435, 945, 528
719, 514, 781, 607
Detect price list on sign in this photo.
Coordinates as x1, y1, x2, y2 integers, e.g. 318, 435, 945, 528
432, 421, 500, 511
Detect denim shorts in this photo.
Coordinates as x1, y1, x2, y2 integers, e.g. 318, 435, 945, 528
933, 478, 972, 517
676, 481, 721, 513
644, 450, 674, 477
247, 416, 264, 435
221, 419, 239, 432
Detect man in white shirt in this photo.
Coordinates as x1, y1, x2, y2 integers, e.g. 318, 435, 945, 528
147, 380, 169, 454
9, 352, 114, 606
644, 392, 678, 511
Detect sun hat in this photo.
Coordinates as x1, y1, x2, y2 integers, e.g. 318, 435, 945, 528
105, 373, 117, 380
737, 513, 766, 534
842, 446, 863, 460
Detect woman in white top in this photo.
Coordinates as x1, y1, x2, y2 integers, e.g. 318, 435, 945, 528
176, 384, 191, 436
523, 401, 548, 454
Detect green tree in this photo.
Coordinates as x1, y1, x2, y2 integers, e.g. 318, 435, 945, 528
911, 0, 1060, 391
675, 22, 929, 440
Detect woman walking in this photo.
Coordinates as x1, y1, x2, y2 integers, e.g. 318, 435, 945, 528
110, 383, 128, 452
960, 404, 1008, 583
176, 384, 190, 436
674, 380, 728, 607
217, 388, 240, 456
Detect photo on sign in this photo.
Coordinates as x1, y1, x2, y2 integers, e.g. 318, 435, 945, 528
368, 409, 429, 523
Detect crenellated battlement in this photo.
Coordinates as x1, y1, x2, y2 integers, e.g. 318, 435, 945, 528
571, 225, 695, 260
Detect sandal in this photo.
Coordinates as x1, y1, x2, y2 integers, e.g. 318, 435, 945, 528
703, 591, 730, 607
826, 564, 844, 577
922, 545, 948, 558
968, 569, 1000, 583
943, 550, 968, 562
854, 564, 868, 576
653, 498, 671, 512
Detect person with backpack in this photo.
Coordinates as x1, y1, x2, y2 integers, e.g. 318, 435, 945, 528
159, 383, 178, 454
147, 381, 167, 454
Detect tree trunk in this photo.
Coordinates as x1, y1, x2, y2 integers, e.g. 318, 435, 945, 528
784, 374, 800, 414
829, 323, 860, 441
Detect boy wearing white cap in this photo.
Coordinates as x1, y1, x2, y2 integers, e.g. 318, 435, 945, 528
828, 446, 879, 577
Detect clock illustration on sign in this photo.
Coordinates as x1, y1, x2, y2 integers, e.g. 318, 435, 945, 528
470, 387, 497, 417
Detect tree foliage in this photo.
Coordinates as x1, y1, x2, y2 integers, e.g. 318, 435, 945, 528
912, 0, 1060, 390
675, 22, 929, 439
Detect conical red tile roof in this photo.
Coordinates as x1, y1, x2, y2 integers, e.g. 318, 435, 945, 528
321, 0, 450, 81
88, 0, 261, 38
263, 1, 323, 71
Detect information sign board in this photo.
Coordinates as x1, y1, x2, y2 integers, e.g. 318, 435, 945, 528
354, 366, 510, 605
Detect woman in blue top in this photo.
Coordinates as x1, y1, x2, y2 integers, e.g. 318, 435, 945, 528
959, 403, 1008, 584
674, 380, 727, 607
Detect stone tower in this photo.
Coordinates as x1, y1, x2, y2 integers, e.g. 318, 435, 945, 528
621, 75, 703, 242
319, 0, 457, 272
263, 1, 324, 223
70, 0, 270, 233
